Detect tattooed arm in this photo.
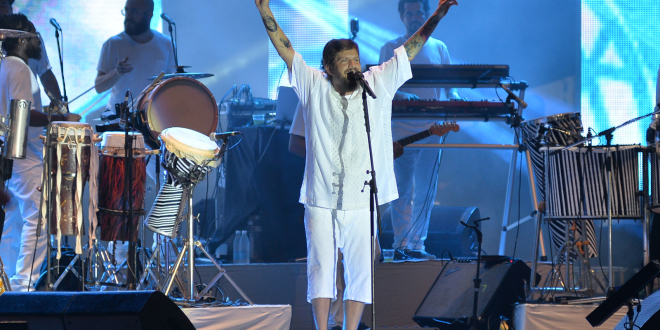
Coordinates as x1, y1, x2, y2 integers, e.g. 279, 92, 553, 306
256, 0, 295, 70
403, 0, 458, 61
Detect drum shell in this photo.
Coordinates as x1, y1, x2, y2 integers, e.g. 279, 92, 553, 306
135, 77, 218, 150
46, 129, 91, 236
98, 154, 146, 242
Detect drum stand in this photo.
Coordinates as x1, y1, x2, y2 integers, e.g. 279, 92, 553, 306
137, 235, 187, 292
542, 220, 606, 296
53, 239, 122, 290
162, 183, 252, 304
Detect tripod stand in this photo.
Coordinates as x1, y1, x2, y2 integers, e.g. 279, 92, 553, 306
161, 182, 252, 303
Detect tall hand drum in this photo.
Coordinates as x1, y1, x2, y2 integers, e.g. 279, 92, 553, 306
98, 132, 147, 242
144, 127, 221, 238
41, 122, 98, 256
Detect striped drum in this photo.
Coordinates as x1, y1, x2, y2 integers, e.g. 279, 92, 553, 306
144, 127, 221, 238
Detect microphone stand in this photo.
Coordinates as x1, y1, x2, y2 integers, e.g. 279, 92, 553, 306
52, 27, 67, 102
356, 77, 379, 329
164, 20, 182, 73
460, 217, 490, 330
121, 100, 138, 289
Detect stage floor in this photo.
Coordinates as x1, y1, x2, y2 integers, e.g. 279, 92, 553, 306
193, 260, 633, 329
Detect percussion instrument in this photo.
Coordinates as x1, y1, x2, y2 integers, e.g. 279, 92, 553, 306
145, 127, 221, 238
648, 144, 660, 213
544, 145, 641, 220
97, 132, 147, 242
521, 112, 583, 147
41, 122, 98, 255
2, 99, 30, 159
135, 77, 218, 149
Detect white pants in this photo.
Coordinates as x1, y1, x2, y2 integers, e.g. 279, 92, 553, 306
390, 145, 441, 251
0, 140, 47, 291
305, 206, 373, 304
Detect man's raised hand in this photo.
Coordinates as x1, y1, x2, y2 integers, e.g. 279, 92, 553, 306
255, 0, 294, 69
436, 0, 458, 19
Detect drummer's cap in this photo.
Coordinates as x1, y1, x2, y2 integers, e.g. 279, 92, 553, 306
0, 13, 33, 53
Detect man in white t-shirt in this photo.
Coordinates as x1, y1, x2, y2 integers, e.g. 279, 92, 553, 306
257, 0, 457, 328
379, 0, 463, 261
0, 14, 80, 291
95, 0, 175, 113
95, 0, 175, 264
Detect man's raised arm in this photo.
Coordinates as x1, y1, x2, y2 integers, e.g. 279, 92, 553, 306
403, 0, 457, 61
256, 0, 295, 70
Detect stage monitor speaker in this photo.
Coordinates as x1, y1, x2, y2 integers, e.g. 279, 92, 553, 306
413, 259, 532, 329
380, 206, 479, 258
0, 291, 195, 330
587, 260, 660, 328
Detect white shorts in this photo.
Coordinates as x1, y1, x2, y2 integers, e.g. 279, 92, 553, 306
304, 205, 374, 304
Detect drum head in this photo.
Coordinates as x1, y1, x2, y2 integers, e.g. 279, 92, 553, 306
160, 127, 220, 166
138, 77, 218, 149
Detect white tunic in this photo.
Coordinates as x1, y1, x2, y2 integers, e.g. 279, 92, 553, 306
290, 46, 412, 210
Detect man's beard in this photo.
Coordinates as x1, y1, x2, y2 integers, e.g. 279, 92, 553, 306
27, 45, 41, 60
125, 15, 150, 36
338, 74, 359, 92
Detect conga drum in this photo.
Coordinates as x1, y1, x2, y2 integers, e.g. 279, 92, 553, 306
144, 127, 221, 238
97, 132, 147, 242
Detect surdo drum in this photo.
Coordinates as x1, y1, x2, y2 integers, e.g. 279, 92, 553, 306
135, 77, 219, 150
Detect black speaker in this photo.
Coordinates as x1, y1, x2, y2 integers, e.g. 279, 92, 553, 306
413, 259, 532, 329
0, 291, 195, 330
380, 206, 480, 257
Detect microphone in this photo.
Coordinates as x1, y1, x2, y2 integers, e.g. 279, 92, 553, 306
160, 13, 175, 25
347, 71, 376, 99
120, 90, 129, 128
49, 18, 62, 31
210, 131, 242, 141
349, 18, 359, 40
498, 83, 528, 109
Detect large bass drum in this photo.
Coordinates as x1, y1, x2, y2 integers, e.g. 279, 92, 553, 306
135, 77, 218, 150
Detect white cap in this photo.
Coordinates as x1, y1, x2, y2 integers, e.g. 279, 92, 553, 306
241, 230, 247, 234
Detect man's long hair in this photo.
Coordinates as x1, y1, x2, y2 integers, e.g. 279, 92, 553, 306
321, 39, 359, 77
0, 13, 31, 53
398, 0, 430, 17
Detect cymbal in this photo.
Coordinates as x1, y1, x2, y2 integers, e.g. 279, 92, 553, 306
147, 72, 214, 80
0, 29, 36, 39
